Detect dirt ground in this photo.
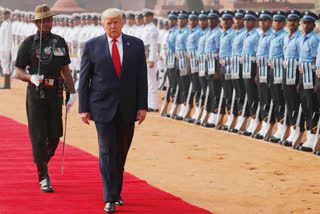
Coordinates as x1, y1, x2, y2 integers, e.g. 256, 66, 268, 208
1, 77, 320, 214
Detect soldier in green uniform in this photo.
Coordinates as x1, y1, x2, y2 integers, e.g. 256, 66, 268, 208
15, 4, 76, 193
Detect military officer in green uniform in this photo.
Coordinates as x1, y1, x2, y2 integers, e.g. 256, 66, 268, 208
15, 4, 76, 193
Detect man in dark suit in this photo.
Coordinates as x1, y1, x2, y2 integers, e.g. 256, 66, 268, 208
78, 8, 148, 213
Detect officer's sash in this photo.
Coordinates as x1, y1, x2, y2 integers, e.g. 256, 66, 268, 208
284, 58, 298, 85
207, 52, 218, 75
198, 54, 206, 77
232, 55, 241, 79
221, 56, 232, 80
302, 62, 315, 89
258, 56, 268, 83
167, 50, 175, 69
272, 58, 284, 84
242, 55, 255, 79
189, 50, 198, 74
178, 51, 187, 76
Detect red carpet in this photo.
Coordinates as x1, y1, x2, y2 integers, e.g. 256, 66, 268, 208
0, 115, 212, 214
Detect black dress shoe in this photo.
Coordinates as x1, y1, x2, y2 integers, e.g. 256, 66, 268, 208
104, 202, 116, 213
222, 125, 229, 131
187, 118, 195, 123
299, 146, 313, 152
254, 133, 264, 140
195, 120, 201, 125
40, 177, 53, 193
148, 108, 159, 112
283, 141, 293, 147
202, 122, 215, 128
229, 128, 239, 133
163, 113, 171, 118
313, 150, 320, 156
269, 136, 280, 143
115, 199, 124, 206
240, 130, 252, 136
174, 115, 183, 120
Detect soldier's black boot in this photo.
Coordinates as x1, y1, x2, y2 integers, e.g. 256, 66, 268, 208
37, 162, 53, 192
0, 74, 10, 89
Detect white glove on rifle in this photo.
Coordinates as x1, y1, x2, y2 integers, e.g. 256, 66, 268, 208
66, 93, 77, 113
30, 74, 44, 87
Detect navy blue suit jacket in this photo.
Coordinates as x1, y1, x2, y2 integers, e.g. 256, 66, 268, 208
78, 33, 148, 123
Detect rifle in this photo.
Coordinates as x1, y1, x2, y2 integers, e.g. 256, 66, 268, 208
250, 103, 261, 136
263, 99, 274, 139
313, 113, 320, 151
168, 85, 179, 118
160, 85, 170, 116
292, 104, 303, 149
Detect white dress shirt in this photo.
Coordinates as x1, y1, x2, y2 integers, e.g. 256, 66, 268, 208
106, 34, 123, 65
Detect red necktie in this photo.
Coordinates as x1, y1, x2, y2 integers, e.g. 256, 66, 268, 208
112, 39, 121, 77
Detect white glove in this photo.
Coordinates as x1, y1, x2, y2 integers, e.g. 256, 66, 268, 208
30, 74, 44, 87
66, 93, 77, 113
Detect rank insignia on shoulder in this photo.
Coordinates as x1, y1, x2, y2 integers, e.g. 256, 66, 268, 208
54, 47, 66, 56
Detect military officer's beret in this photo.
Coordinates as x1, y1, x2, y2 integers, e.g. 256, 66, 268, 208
72, 13, 80, 20
198, 10, 208, 19
301, 11, 318, 22
189, 11, 199, 19
220, 10, 234, 19
272, 10, 286, 21
234, 9, 245, 18
208, 9, 220, 18
178, 10, 189, 19
244, 10, 258, 20
168, 10, 178, 19
286, 10, 301, 20
258, 10, 272, 20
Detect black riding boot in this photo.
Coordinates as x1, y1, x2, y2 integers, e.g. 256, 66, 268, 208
36, 162, 53, 192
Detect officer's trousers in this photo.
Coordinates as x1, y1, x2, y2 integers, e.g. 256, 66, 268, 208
199, 76, 207, 107
176, 73, 190, 105
26, 86, 63, 163
207, 75, 225, 114
300, 87, 319, 131
258, 83, 272, 122
243, 63, 259, 117
221, 66, 237, 116
147, 64, 158, 109
232, 65, 248, 117
189, 71, 201, 105
270, 83, 285, 122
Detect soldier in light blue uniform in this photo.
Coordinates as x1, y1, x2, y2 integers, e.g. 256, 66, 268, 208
229, 9, 247, 133
218, 10, 237, 130
188, 10, 210, 124
266, 10, 288, 143
281, 10, 305, 147
162, 11, 178, 117
202, 9, 223, 127
172, 10, 191, 119
253, 10, 274, 140
182, 11, 202, 120
297, 11, 320, 152
239, 10, 260, 136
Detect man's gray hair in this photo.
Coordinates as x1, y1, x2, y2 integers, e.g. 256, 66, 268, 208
101, 8, 123, 22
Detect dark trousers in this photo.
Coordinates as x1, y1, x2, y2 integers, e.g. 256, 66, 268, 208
243, 64, 258, 117
270, 84, 285, 122
232, 66, 247, 117
189, 72, 201, 105
26, 86, 63, 163
167, 67, 178, 100
199, 76, 207, 107
207, 75, 225, 114
176, 74, 190, 105
300, 87, 319, 131
283, 84, 302, 127
95, 108, 135, 202
258, 83, 272, 122
221, 66, 236, 116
